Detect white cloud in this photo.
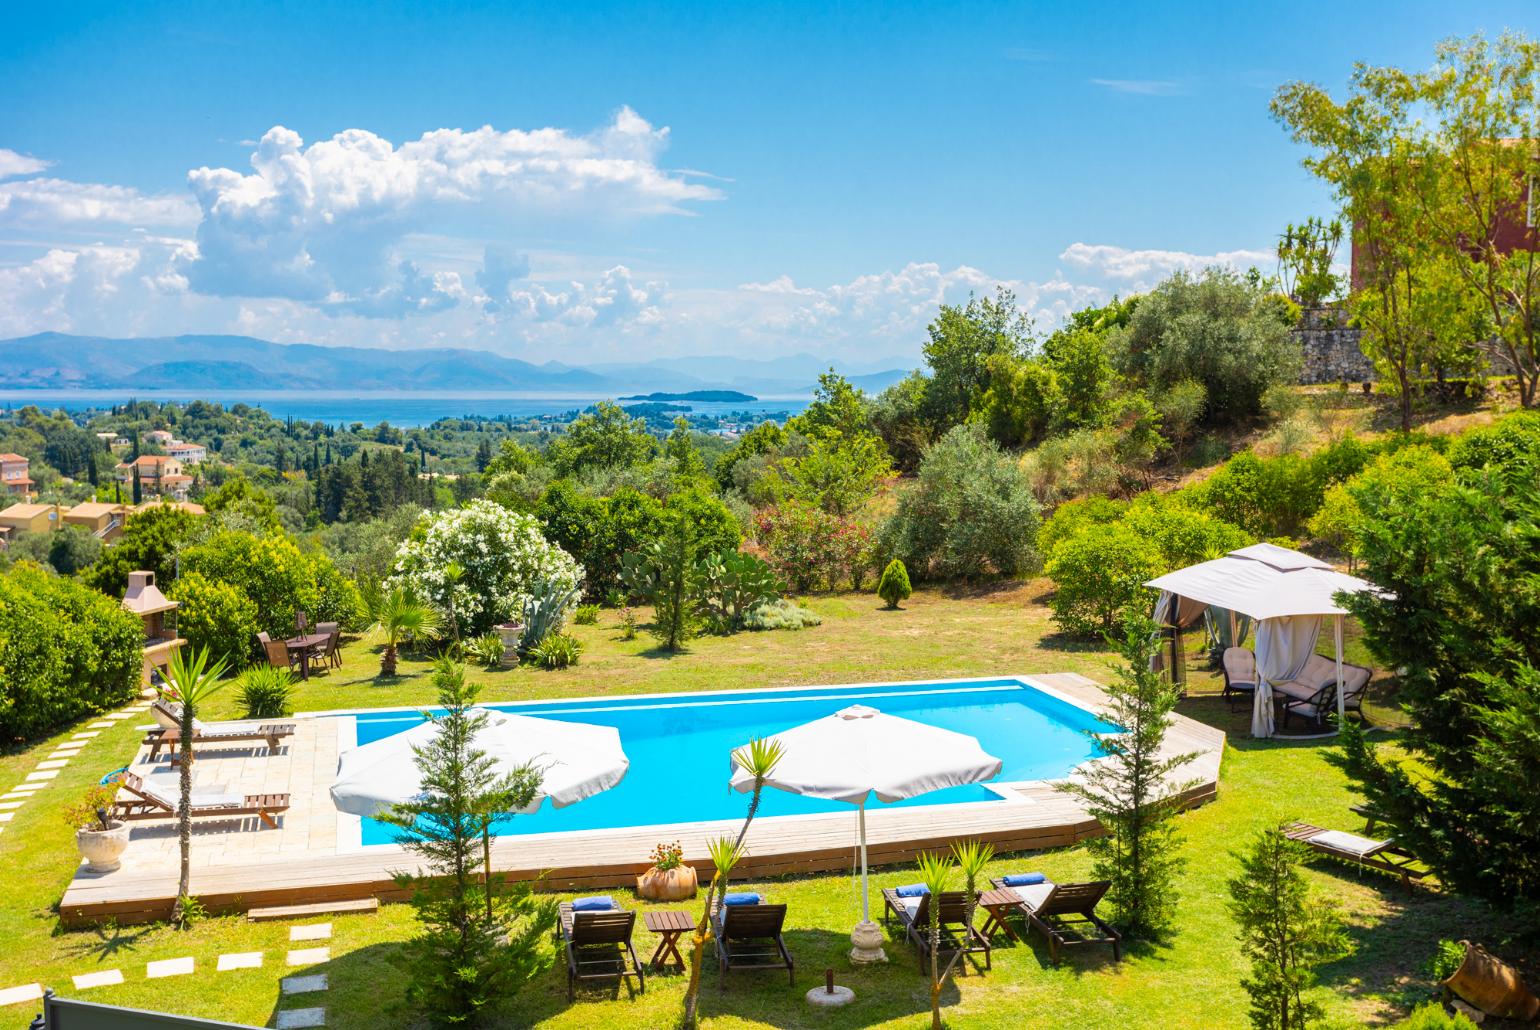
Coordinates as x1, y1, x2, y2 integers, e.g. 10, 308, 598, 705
0, 177, 198, 226
0, 148, 51, 180
501, 265, 665, 329
1090, 78, 1185, 96
1060, 241, 1272, 282
182, 109, 718, 315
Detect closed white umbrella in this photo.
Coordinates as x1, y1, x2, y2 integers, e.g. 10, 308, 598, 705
331, 708, 629, 819
730, 704, 1002, 964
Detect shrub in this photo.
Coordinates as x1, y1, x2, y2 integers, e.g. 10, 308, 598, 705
47, 526, 102, 575
753, 501, 868, 592
744, 599, 822, 631
1046, 524, 1164, 636
235, 665, 295, 719
526, 632, 581, 669
618, 607, 638, 640
573, 604, 600, 626
1428, 938, 1465, 982
389, 500, 582, 638
696, 550, 782, 632
0, 562, 142, 742
463, 632, 506, 669
1389, 1004, 1478, 1030
82, 504, 197, 597
876, 558, 912, 609
172, 571, 260, 669
180, 529, 362, 640
1037, 495, 1129, 559
881, 422, 1042, 580
1120, 500, 1251, 570
1446, 409, 1540, 472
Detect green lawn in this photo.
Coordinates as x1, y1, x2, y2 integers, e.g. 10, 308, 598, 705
0, 585, 1522, 1028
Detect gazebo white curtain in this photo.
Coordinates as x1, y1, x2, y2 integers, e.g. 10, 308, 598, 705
1146, 543, 1381, 738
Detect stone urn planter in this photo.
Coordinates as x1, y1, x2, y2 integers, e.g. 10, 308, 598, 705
495, 622, 525, 667
1442, 940, 1540, 1020
637, 863, 697, 901
76, 820, 130, 873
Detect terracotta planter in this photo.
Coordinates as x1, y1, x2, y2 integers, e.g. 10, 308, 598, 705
636, 863, 697, 901
1443, 940, 1540, 1020
76, 820, 130, 873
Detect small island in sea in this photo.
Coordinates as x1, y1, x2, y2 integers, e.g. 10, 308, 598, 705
619, 389, 758, 402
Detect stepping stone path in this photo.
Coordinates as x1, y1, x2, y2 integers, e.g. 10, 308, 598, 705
216, 952, 264, 971
287, 948, 330, 967
282, 974, 328, 995
87, 722, 113, 730
279, 950, 332, 1028
289, 923, 332, 942
276, 1008, 326, 1029
0, 983, 42, 1007
36, 760, 69, 770
146, 957, 195, 979
72, 970, 124, 990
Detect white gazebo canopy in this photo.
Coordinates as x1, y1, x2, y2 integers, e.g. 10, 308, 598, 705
1146, 543, 1382, 738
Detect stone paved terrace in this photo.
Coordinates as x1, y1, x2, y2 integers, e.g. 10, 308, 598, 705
59, 673, 1226, 926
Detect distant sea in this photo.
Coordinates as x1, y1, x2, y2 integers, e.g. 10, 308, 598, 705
0, 390, 811, 429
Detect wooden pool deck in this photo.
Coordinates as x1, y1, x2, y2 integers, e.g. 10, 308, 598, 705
58, 673, 1225, 926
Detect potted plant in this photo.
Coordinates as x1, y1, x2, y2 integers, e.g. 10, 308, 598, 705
636, 840, 696, 901
67, 780, 130, 873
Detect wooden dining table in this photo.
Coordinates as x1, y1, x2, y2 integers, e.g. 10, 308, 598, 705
284, 632, 330, 680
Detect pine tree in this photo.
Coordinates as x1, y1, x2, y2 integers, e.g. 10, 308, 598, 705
665, 416, 706, 480
131, 465, 143, 505
1056, 614, 1197, 939
475, 438, 493, 472
877, 558, 912, 609
384, 660, 556, 1025
1228, 824, 1351, 1030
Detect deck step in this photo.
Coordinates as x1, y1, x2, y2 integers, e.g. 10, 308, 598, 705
248, 898, 379, 922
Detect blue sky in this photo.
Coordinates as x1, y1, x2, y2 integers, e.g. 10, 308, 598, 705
2, 1, 1538, 365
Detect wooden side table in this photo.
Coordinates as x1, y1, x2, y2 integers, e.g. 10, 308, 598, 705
977, 887, 1024, 942
643, 909, 694, 973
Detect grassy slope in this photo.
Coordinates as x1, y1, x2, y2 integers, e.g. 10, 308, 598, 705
0, 586, 1524, 1028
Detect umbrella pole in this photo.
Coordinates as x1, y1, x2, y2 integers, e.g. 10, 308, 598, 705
858, 800, 870, 924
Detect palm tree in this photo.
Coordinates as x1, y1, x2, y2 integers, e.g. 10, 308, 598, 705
681, 737, 784, 1029
916, 850, 955, 1030
162, 647, 228, 927
371, 585, 440, 676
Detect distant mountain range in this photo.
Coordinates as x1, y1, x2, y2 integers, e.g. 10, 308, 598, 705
0, 333, 914, 397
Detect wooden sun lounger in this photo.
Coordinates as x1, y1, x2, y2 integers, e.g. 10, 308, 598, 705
881, 888, 991, 973
559, 902, 645, 1000
712, 901, 794, 987
143, 722, 295, 761
1284, 822, 1429, 889
988, 878, 1120, 965
112, 771, 290, 829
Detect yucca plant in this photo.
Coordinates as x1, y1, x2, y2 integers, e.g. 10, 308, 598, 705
526, 632, 581, 669
370, 585, 440, 676
464, 632, 505, 669
681, 737, 784, 1029
162, 647, 229, 928
235, 665, 294, 719
916, 850, 956, 1030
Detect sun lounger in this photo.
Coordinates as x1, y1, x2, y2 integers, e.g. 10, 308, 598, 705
988, 877, 1121, 965
881, 887, 991, 973
144, 699, 294, 760
112, 771, 290, 829
1284, 822, 1428, 889
559, 899, 645, 1000
712, 897, 794, 987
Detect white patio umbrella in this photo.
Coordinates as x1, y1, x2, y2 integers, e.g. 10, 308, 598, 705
330, 708, 629, 819
729, 704, 1002, 963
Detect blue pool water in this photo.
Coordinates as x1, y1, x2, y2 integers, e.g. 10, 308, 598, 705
352, 678, 1118, 846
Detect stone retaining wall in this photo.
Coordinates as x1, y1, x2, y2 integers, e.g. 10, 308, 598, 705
1294, 306, 1375, 384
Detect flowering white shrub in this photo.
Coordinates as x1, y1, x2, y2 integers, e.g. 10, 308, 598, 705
388, 500, 583, 637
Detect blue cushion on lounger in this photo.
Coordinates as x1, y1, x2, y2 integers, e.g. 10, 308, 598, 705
895, 883, 929, 898
572, 895, 615, 912
723, 892, 761, 906
1002, 873, 1045, 887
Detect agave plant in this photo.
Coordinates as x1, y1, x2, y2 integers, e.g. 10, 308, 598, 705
519, 579, 581, 652
371, 585, 440, 676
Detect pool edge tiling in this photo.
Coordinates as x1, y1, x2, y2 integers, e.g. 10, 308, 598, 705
58, 672, 1226, 926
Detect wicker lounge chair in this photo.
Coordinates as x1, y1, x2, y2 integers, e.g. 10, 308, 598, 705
1274, 655, 1373, 728
144, 699, 294, 760
988, 877, 1120, 965
712, 900, 794, 987
1284, 822, 1429, 889
112, 771, 290, 829
559, 901, 645, 1000
1222, 647, 1257, 711
881, 888, 991, 973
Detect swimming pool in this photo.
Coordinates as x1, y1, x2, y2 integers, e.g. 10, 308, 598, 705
348, 677, 1119, 846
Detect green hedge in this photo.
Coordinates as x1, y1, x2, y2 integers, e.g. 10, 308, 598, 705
0, 562, 142, 742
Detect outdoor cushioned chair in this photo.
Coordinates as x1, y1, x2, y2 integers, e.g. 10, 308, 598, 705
711, 897, 794, 987
558, 899, 645, 1000
988, 877, 1121, 966
881, 887, 991, 974
112, 770, 290, 829
1221, 647, 1257, 712
1284, 822, 1429, 890
144, 699, 295, 761
1274, 655, 1374, 729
